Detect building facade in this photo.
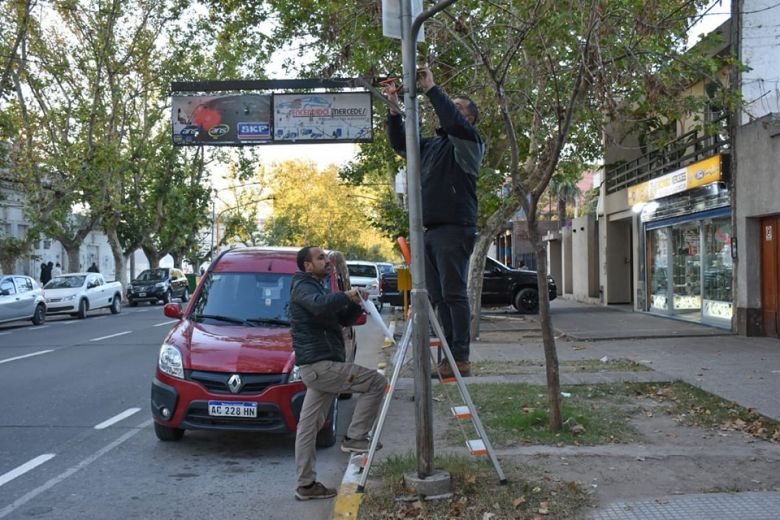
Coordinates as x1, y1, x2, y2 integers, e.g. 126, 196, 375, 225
557, 4, 780, 337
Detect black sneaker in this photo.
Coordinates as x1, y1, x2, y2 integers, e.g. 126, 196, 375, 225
340, 437, 383, 453
295, 481, 337, 501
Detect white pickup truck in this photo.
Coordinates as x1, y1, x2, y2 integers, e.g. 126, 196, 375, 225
44, 273, 123, 318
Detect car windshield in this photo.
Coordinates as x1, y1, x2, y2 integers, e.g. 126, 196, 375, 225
136, 269, 167, 281
190, 272, 292, 326
45, 276, 85, 289
348, 264, 377, 278
377, 263, 395, 275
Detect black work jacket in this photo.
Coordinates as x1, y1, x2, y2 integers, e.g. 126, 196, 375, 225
387, 85, 485, 228
288, 271, 362, 365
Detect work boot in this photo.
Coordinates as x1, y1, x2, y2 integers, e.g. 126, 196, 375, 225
295, 481, 337, 501
433, 360, 471, 378
340, 437, 382, 453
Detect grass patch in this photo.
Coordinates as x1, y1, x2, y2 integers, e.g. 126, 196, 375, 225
360, 453, 589, 520
626, 381, 780, 442
398, 358, 649, 378
435, 382, 643, 447
472, 358, 651, 375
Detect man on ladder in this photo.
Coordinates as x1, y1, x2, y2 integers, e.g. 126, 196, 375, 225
384, 64, 486, 378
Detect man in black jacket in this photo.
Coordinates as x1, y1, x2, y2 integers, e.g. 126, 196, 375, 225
385, 65, 485, 378
289, 246, 387, 501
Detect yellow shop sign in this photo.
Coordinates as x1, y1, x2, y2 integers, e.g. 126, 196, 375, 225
628, 155, 722, 206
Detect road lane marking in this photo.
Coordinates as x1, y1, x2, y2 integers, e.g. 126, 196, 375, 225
94, 408, 141, 430
92, 316, 106, 320
0, 420, 152, 519
153, 320, 179, 327
133, 308, 151, 313
32, 326, 49, 330
0, 331, 11, 336
0, 454, 56, 488
60, 321, 77, 325
89, 331, 132, 342
0, 350, 54, 365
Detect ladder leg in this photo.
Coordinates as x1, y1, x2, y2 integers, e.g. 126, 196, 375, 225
427, 301, 508, 484
356, 320, 413, 492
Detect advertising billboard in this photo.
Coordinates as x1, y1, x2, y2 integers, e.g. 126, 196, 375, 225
273, 92, 372, 143
172, 94, 272, 146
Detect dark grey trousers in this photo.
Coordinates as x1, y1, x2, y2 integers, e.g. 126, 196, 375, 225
424, 224, 476, 362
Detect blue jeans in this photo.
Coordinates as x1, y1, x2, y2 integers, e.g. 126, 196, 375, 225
424, 225, 476, 362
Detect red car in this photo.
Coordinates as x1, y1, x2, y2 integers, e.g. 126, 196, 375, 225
151, 247, 362, 446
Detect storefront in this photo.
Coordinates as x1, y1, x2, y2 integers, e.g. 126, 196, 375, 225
632, 155, 733, 328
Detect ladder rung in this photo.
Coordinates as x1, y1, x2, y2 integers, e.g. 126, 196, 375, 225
467, 439, 487, 456
451, 406, 472, 420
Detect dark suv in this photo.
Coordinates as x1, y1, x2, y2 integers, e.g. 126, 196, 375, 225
482, 257, 557, 312
127, 268, 189, 306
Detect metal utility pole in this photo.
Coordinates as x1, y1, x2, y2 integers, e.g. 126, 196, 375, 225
399, 0, 458, 479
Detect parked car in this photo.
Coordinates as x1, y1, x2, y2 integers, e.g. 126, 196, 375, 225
150, 247, 366, 444
346, 260, 382, 311
44, 273, 123, 318
379, 257, 557, 313
482, 257, 557, 312
127, 267, 189, 306
0, 275, 46, 326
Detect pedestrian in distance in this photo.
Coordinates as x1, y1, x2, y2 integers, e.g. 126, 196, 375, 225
384, 64, 486, 378
40, 262, 51, 286
288, 246, 387, 501
87, 262, 99, 273
51, 263, 62, 278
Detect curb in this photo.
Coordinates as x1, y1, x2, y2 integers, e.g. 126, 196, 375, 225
332, 453, 365, 519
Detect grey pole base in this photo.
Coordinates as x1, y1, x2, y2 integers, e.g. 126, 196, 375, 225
403, 470, 452, 499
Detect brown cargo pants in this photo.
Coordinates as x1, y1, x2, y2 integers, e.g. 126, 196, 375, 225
295, 360, 387, 488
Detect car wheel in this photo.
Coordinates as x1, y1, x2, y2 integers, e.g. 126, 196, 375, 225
110, 294, 121, 314
181, 288, 189, 303
315, 398, 338, 448
154, 422, 184, 441
513, 288, 539, 313
77, 299, 88, 319
162, 290, 172, 304
377, 300, 384, 312
31, 304, 46, 325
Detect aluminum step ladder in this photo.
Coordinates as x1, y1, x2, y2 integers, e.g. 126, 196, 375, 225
356, 301, 507, 492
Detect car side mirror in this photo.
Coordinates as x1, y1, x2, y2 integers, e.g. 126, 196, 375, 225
355, 312, 367, 326
0, 289, 9, 296
163, 303, 183, 319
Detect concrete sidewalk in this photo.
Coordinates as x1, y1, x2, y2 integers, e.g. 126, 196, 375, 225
336, 300, 780, 519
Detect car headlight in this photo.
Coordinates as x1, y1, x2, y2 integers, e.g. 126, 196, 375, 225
159, 343, 184, 379
155, 282, 165, 288
63, 295, 76, 301
288, 365, 302, 382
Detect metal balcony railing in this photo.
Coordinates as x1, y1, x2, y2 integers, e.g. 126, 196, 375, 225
605, 115, 730, 194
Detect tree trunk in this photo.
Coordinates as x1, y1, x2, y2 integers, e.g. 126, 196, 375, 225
0, 257, 14, 274
105, 227, 127, 288
557, 198, 567, 230
171, 251, 182, 269
468, 201, 523, 341
526, 216, 562, 431
64, 243, 81, 273
142, 245, 160, 270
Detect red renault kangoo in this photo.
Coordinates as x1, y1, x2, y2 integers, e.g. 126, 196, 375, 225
151, 247, 361, 446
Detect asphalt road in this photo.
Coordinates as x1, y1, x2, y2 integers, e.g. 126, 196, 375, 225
0, 303, 384, 519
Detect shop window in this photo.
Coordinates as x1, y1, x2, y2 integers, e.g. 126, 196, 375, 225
702, 218, 733, 321
648, 228, 669, 311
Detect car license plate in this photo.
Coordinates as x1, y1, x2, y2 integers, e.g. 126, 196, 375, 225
208, 401, 257, 418
138, 292, 146, 297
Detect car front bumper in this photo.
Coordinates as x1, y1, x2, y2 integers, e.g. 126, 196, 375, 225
127, 287, 166, 301
151, 373, 307, 434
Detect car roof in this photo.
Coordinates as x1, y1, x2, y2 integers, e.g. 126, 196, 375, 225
346, 260, 378, 265
214, 247, 301, 274
56, 273, 92, 277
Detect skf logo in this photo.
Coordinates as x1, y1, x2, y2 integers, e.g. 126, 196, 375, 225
695, 169, 705, 180
238, 122, 271, 140
208, 124, 230, 138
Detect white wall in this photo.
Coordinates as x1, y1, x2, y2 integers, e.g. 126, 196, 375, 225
741, 0, 780, 124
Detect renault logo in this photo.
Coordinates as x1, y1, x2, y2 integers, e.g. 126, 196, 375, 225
227, 374, 243, 394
